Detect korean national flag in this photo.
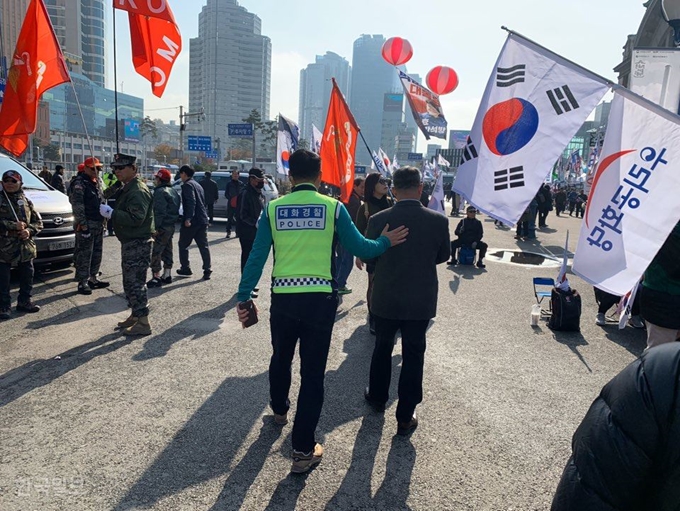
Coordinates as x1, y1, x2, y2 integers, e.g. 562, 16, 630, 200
453, 34, 609, 224
277, 114, 300, 176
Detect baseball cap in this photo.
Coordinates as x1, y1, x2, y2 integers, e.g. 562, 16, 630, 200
249, 167, 264, 179
154, 168, 172, 181
77, 163, 85, 172
83, 157, 102, 168
466, 206, 477, 212
2, 170, 22, 182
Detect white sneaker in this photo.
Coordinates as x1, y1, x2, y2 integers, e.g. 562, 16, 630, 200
596, 313, 606, 326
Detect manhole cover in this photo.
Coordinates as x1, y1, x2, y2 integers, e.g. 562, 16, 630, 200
486, 249, 562, 268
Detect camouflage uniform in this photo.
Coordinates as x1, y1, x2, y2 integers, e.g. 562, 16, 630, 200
151, 182, 180, 274
69, 173, 105, 284
112, 177, 154, 318
0, 190, 43, 309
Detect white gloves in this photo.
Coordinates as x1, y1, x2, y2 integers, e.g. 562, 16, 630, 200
99, 204, 113, 219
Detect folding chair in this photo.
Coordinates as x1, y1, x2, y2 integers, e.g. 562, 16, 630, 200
533, 277, 555, 315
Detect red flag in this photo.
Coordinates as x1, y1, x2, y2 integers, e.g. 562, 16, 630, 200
320, 79, 360, 202
0, 0, 70, 155
114, 0, 175, 22
128, 13, 181, 98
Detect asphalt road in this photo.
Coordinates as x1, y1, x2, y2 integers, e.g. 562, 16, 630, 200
0, 204, 646, 511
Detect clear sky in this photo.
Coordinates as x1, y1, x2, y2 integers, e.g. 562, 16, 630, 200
107, 0, 648, 146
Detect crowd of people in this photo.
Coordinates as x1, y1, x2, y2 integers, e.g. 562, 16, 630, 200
2, 152, 680, 493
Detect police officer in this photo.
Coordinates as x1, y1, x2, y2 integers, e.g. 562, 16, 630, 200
0, 170, 43, 319
147, 168, 180, 288
69, 157, 109, 295
236, 149, 408, 473
99, 154, 154, 336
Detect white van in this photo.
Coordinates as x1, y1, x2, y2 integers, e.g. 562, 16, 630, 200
0, 154, 76, 266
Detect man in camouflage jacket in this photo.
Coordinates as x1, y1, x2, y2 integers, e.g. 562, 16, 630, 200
147, 168, 180, 288
0, 170, 43, 319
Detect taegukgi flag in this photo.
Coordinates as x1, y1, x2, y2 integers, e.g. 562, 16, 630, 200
276, 114, 300, 175
453, 34, 609, 224
572, 90, 680, 295
311, 123, 322, 154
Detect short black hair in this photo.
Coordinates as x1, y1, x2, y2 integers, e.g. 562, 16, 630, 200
180, 165, 195, 177
289, 149, 320, 181
392, 166, 422, 190
354, 176, 365, 187
55, 165, 64, 171
204, 171, 212, 178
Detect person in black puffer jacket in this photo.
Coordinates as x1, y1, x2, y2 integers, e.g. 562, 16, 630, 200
552, 342, 680, 511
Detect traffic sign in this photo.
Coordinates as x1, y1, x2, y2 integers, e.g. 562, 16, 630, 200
188, 136, 212, 152
228, 124, 253, 138
407, 152, 423, 161
354, 165, 367, 175
204, 150, 219, 159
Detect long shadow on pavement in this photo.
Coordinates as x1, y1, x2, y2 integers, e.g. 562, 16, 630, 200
208, 417, 284, 511
604, 327, 646, 358
115, 371, 269, 510
25, 293, 128, 329
0, 332, 131, 408
549, 328, 592, 373
373, 435, 416, 510
324, 413, 385, 510
132, 294, 238, 361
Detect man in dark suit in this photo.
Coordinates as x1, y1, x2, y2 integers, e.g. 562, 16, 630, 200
177, 165, 212, 280
363, 166, 450, 435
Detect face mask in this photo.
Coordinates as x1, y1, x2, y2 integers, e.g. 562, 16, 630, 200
255, 181, 265, 190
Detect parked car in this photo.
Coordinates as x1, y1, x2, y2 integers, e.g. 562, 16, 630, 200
173, 171, 279, 218
0, 154, 76, 266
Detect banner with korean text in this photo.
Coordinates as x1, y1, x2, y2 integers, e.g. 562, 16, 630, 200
572, 90, 680, 295
452, 34, 609, 225
399, 71, 447, 140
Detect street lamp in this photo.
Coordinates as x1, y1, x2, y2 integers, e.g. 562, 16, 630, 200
661, 0, 680, 47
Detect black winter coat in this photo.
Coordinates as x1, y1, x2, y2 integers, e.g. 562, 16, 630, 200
552, 343, 680, 511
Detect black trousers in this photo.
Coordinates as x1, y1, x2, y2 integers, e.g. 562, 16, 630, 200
206, 203, 214, 223
0, 260, 34, 308
269, 292, 338, 453
239, 236, 254, 272
450, 239, 488, 260
538, 209, 550, 227
178, 223, 211, 271
226, 206, 237, 234
595, 287, 641, 316
369, 316, 429, 423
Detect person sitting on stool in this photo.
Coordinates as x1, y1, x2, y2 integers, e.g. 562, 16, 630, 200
449, 206, 487, 268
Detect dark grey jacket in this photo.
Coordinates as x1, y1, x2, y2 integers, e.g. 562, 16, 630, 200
365, 200, 450, 320
181, 178, 209, 226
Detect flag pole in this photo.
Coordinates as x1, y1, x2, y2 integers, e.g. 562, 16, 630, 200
112, 2, 120, 154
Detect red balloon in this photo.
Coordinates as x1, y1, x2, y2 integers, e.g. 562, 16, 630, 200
426, 66, 459, 95
381, 37, 413, 66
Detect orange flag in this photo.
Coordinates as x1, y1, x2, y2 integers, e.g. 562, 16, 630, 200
116, 0, 182, 98
320, 79, 360, 203
114, 0, 175, 22
0, 0, 70, 156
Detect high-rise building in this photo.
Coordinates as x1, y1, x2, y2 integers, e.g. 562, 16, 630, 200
0, 0, 29, 76
298, 52, 350, 143
43, 0, 106, 87
350, 34, 401, 155
189, 0, 271, 152
380, 93, 404, 159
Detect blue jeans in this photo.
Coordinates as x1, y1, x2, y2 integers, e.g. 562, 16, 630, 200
335, 244, 354, 288
269, 291, 339, 452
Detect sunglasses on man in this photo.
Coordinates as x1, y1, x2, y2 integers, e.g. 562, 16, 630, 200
2, 178, 18, 184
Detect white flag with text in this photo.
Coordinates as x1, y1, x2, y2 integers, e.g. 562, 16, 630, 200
453, 34, 609, 224
572, 90, 680, 295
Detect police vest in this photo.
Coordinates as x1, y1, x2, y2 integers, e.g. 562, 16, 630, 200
268, 187, 339, 294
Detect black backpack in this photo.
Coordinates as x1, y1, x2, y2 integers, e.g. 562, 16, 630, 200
549, 288, 582, 331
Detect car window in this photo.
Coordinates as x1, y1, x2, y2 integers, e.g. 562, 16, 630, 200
213, 176, 228, 190
0, 157, 51, 191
